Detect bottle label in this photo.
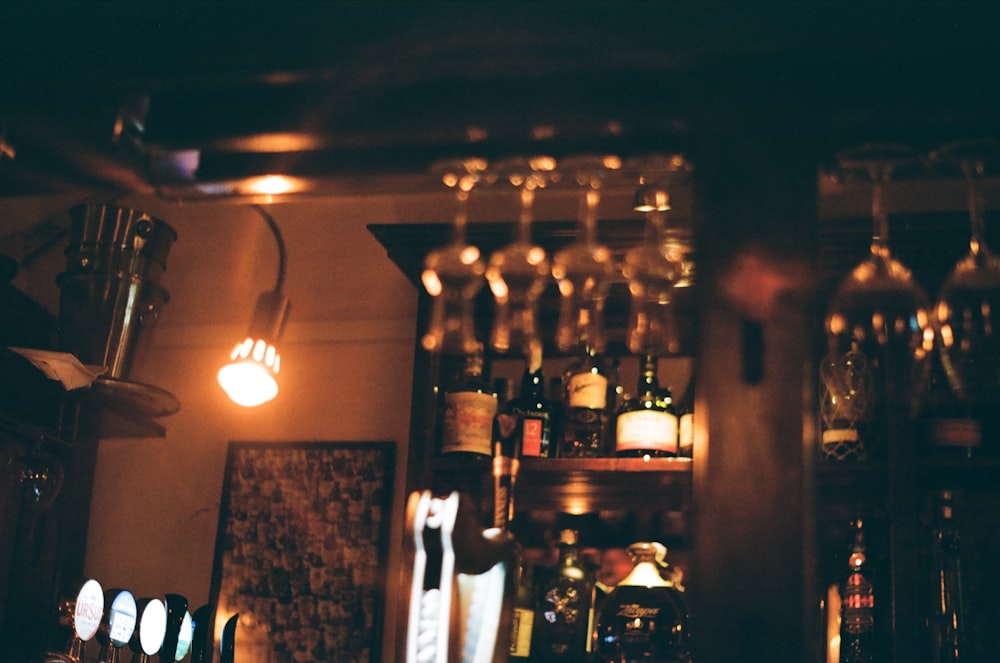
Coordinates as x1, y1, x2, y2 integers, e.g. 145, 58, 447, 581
521, 417, 545, 456
510, 607, 534, 657
442, 391, 497, 455
616, 410, 678, 453
567, 372, 608, 409
931, 418, 982, 447
615, 603, 662, 620
822, 428, 858, 444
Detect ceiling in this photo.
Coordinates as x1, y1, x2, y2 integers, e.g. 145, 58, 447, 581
1, 2, 1000, 199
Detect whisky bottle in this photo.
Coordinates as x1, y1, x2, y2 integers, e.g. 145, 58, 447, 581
509, 560, 537, 662
559, 345, 612, 457
615, 354, 678, 458
492, 412, 522, 530
533, 529, 597, 662
819, 349, 873, 462
441, 343, 498, 459
840, 519, 876, 663
675, 375, 695, 459
505, 350, 555, 458
921, 349, 981, 461
594, 542, 691, 663
925, 490, 969, 663
493, 376, 514, 410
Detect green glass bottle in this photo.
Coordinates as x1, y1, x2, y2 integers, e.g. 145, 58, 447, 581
925, 490, 969, 663
533, 529, 596, 662
615, 354, 678, 458
506, 349, 555, 458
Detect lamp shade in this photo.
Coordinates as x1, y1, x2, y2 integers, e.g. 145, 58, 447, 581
218, 289, 289, 407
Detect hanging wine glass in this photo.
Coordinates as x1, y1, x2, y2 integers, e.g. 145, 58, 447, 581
7, 446, 65, 511
825, 144, 933, 424
930, 139, 1000, 409
485, 156, 557, 360
421, 158, 489, 356
552, 155, 620, 354
623, 154, 693, 356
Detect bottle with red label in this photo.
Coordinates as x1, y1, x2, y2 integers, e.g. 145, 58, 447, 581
506, 348, 555, 458
840, 518, 876, 663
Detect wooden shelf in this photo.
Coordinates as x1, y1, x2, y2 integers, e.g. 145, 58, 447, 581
517, 457, 692, 514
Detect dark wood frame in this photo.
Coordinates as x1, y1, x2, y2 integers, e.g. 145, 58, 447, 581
209, 441, 395, 663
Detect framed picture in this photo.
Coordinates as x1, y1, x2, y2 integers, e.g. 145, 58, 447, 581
209, 441, 395, 663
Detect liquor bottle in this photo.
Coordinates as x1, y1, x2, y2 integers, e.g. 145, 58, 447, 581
615, 354, 678, 458
840, 519, 876, 663
819, 349, 873, 462
925, 490, 969, 663
440, 343, 498, 460
493, 376, 514, 409
492, 412, 522, 530
505, 350, 555, 458
559, 345, 612, 457
548, 376, 566, 451
594, 541, 691, 663
920, 349, 981, 461
533, 529, 597, 662
676, 375, 695, 459
509, 560, 537, 662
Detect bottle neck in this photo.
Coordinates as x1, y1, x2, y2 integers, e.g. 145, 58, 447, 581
621, 558, 670, 588
521, 368, 545, 398
638, 354, 659, 397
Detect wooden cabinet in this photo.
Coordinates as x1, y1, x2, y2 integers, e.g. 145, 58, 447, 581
370, 124, 817, 659
372, 135, 1000, 661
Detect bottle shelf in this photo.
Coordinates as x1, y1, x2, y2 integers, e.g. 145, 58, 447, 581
517, 457, 692, 514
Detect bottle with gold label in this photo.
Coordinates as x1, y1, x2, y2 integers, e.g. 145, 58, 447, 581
509, 560, 536, 662
440, 343, 498, 460
594, 542, 691, 663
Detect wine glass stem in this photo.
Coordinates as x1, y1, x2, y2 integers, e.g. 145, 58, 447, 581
518, 186, 534, 244
870, 179, 890, 254
965, 174, 985, 250
647, 209, 666, 241
451, 189, 470, 245
580, 186, 600, 243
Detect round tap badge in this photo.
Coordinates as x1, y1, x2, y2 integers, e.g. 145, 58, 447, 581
73, 579, 104, 642
108, 590, 138, 647
174, 611, 194, 661
139, 598, 167, 655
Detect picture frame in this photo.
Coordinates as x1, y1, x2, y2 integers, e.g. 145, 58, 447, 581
209, 441, 395, 663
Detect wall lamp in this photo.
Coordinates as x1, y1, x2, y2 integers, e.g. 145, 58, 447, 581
217, 204, 290, 407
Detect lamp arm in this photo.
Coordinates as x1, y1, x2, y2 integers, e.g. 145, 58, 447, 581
251, 204, 286, 292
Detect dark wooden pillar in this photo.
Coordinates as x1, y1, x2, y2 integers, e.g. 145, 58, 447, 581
687, 55, 821, 663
